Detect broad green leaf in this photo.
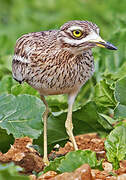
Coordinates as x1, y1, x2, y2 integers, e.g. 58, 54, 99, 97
0, 128, 14, 153
11, 83, 68, 111
0, 163, 29, 180
114, 77, 126, 118
44, 156, 65, 173
115, 76, 126, 105
114, 104, 126, 119
73, 101, 112, 135
94, 79, 116, 108
11, 82, 39, 97
44, 150, 98, 173
58, 150, 97, 173
0, 94, 45, 138
105, 125, 126, 169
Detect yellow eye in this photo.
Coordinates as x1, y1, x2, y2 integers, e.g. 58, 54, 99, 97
72, 30, 83, 38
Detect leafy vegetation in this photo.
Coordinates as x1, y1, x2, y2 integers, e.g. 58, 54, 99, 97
0, 163, 29, 180
105, 125, 126, 169
44, 150, 102, 173
0, 94, 44, 139
0, 0, 126, 177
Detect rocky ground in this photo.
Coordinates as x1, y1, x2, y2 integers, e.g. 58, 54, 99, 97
0, 134, 126, 180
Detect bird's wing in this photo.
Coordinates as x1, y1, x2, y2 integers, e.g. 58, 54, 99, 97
13, 32, 44, 63
12, 31, 58, 83
12, 32, 47, 83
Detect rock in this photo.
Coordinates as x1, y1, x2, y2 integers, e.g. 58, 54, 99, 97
38, 171, 57, 179
49, 164, 93, 180
102, 162, 113, 172
117, 174, 126, 180
29, 175, 37, 180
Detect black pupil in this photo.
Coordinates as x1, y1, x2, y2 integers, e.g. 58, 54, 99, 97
75, 31, 80, 34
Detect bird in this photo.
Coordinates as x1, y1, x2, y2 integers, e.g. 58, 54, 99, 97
12, 20, 117, 165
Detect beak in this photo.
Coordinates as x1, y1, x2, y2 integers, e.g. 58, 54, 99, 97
93, 36, 117, 50
87, 32, 117, 50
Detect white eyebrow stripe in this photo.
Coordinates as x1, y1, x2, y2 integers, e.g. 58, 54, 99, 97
68, 26, 84, 31
13, 55, 30, 63
63, 31, 100, 45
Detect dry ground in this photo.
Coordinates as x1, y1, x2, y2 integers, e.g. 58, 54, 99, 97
0, 134, 126, 180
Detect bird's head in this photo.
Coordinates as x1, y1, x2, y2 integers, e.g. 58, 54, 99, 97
58, 20, 117, 53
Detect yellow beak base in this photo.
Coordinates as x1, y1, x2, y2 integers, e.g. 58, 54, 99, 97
96, 41, 117, 50
96, 43, 106, 48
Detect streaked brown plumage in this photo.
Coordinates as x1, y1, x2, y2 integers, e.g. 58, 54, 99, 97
12, 20, 117, 165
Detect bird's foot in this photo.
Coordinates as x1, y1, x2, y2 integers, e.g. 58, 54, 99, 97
43, 157, 50, 166
74, 143, 78, 151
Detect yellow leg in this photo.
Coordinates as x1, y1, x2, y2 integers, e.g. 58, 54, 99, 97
40, 95, 49, 165
65, 94, 78, 150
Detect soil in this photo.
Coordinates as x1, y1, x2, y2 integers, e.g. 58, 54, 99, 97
0, 134, 126, 180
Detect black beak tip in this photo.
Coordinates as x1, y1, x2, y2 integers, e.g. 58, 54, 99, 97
106, 41, 118, 50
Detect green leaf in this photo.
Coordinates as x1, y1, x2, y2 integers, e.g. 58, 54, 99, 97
114, 104, 126, 119
99, 113, 117, 125
0, 128, 14, 153
0, 67, 11, 81
11, 83, 68, 112
105, 125, 126, 169
11, 82, 39, 97
0, 94, 45, 139
98, 28, 126, 76
115, 76, 126, 105
94, 79, 116, 108
114, 77, 126, 118
73, 101, 112, 134
0, 163, 29, 180
109, 63, 126, 81
44, 150, 99, 173
0, 55, 12, 79
46, 95, 68, 112
44, 156, 65, 173
0, 76, 15, 95
58, 150, 97, 173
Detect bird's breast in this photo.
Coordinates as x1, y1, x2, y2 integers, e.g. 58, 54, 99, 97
27, 50, 94, 95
